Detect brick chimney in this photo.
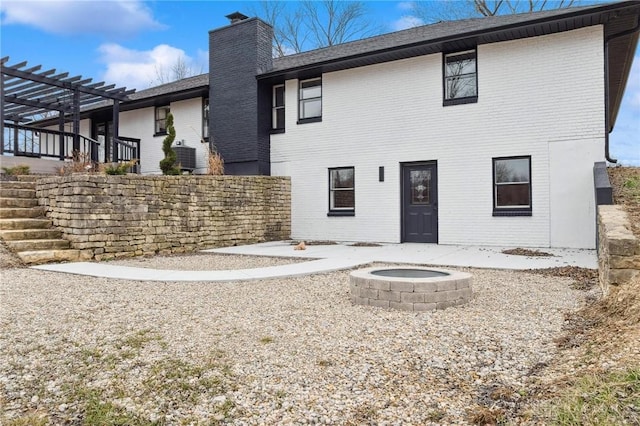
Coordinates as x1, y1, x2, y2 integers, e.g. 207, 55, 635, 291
209, 14, 273, 175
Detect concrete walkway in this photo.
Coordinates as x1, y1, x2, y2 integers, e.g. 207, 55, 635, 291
32, 241, 597, 282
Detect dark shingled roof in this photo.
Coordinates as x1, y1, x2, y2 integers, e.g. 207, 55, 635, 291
80, 73, 209, 113
260, 1, 639, 77
128, 73, 209, 100
268, 7, 595, 72
74, 1, 637, 129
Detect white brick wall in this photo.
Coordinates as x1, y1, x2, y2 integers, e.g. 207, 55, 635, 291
119, 98, 209, 175
72, 98, 209, 175
271, 26, 605, 248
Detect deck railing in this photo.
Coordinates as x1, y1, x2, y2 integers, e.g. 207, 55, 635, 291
2, 123, 140, 173
114, 137, 141, 173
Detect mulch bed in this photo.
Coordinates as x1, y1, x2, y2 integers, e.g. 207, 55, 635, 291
527, 266, 598, 290
502, 248, 555, 257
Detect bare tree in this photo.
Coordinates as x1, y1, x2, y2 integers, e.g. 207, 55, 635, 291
254, 0, 379, 57
301, 1, 375, 48
151, 56, 203, 85
414, 0, 579, 24
254, 1, 308, 57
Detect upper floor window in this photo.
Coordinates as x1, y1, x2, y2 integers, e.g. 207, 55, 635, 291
328, 167, 355, 216
299, 78, 322, 123
272, 84, 285, 131
155, 105, 170, 135
443, 50, 477, 106
493, 156, 532, 216
202, 98, 209, 141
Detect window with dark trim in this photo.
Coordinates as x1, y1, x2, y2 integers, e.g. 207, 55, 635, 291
493, 156, 532, 216
272, 84, 285, 131
298, 78, 322, 123
202, 98, 209, 141
155, 105, 170, 135
328, 167, 354, 216
443, 49, 477, 106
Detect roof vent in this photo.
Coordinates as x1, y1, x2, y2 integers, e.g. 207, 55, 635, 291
226, 12, 249, 24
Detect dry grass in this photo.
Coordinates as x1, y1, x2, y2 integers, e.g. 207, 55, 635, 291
537, 166, 640, 425
56, 151, 95, 175
608, 166, 640, 237
206, 147, 225, 175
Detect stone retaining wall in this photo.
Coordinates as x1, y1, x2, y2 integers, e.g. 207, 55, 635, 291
36, 175, 290, 260
597, 205, 640, 295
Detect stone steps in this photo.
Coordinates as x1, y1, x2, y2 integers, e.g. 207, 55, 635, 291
0, 218, 52, 230
17, 249, 82, 264
0, 178, 80, 264
0, 229, 63, 241
0, 197, 39, 208
5, 239, 71, 251
0, 188, 37, 199
0, 207, 45, 219
1, 181, 36, 190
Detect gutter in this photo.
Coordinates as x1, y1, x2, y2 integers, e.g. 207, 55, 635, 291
603, 14, 640, 164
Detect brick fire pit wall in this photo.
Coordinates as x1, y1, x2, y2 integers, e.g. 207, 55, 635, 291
36, 175, 291, 260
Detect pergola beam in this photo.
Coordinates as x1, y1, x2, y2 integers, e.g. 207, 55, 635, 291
0, 56, 135, 130
3, 61, 130, 101
2, 58, 135, 159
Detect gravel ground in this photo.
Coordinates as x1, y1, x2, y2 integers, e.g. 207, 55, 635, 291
0, 255, 585, 425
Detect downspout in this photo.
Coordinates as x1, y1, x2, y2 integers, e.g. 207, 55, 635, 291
603, 17, 640, 163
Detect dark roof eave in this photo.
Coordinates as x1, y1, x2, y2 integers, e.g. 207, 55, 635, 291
257, 1, 639, 80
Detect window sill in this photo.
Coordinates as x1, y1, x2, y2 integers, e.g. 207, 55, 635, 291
270, 128, 285, 134
297, 117, 322, 125
493, 209, 532, 217
443, 96, 478, 107
327, 211, 355, 217
154, 132, 167, 137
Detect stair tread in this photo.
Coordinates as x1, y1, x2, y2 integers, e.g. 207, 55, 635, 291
7, 238, 68, 242
0, 189, 36, 197
0, 218, 50, 223
17, 249, 81, 264
0, 229, 61, 240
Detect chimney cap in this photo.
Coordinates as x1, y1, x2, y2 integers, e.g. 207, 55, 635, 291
226, 12, 249, 24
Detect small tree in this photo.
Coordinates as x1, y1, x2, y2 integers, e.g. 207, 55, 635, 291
159, 113, 180, 175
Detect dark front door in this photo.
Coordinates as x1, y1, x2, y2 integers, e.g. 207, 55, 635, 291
402, 162, 438, 243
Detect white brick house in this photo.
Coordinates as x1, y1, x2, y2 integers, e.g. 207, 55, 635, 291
248, 2, 638, 249
27, 2, 637, 250
269, 26, 607, 248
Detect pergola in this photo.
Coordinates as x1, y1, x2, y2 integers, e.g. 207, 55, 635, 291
0, 57, 135, 161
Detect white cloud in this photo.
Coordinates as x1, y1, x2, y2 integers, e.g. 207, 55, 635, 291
609, 54, 640, 166
397, 2, 416, 12
0, 0, 164, 37
392, 15, 424, 31
98, 43, 205, 90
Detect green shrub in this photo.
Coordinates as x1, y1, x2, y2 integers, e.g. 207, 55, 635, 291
1, 164, 30, 175
102, 159, 138, 175
159, 113, 180, 175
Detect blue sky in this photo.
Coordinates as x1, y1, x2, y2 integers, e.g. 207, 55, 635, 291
1, 0, 638, 165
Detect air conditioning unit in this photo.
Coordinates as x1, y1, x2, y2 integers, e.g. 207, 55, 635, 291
173, 146, 196, 171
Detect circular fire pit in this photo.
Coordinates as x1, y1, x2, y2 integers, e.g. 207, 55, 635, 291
350, 266, 472, 312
